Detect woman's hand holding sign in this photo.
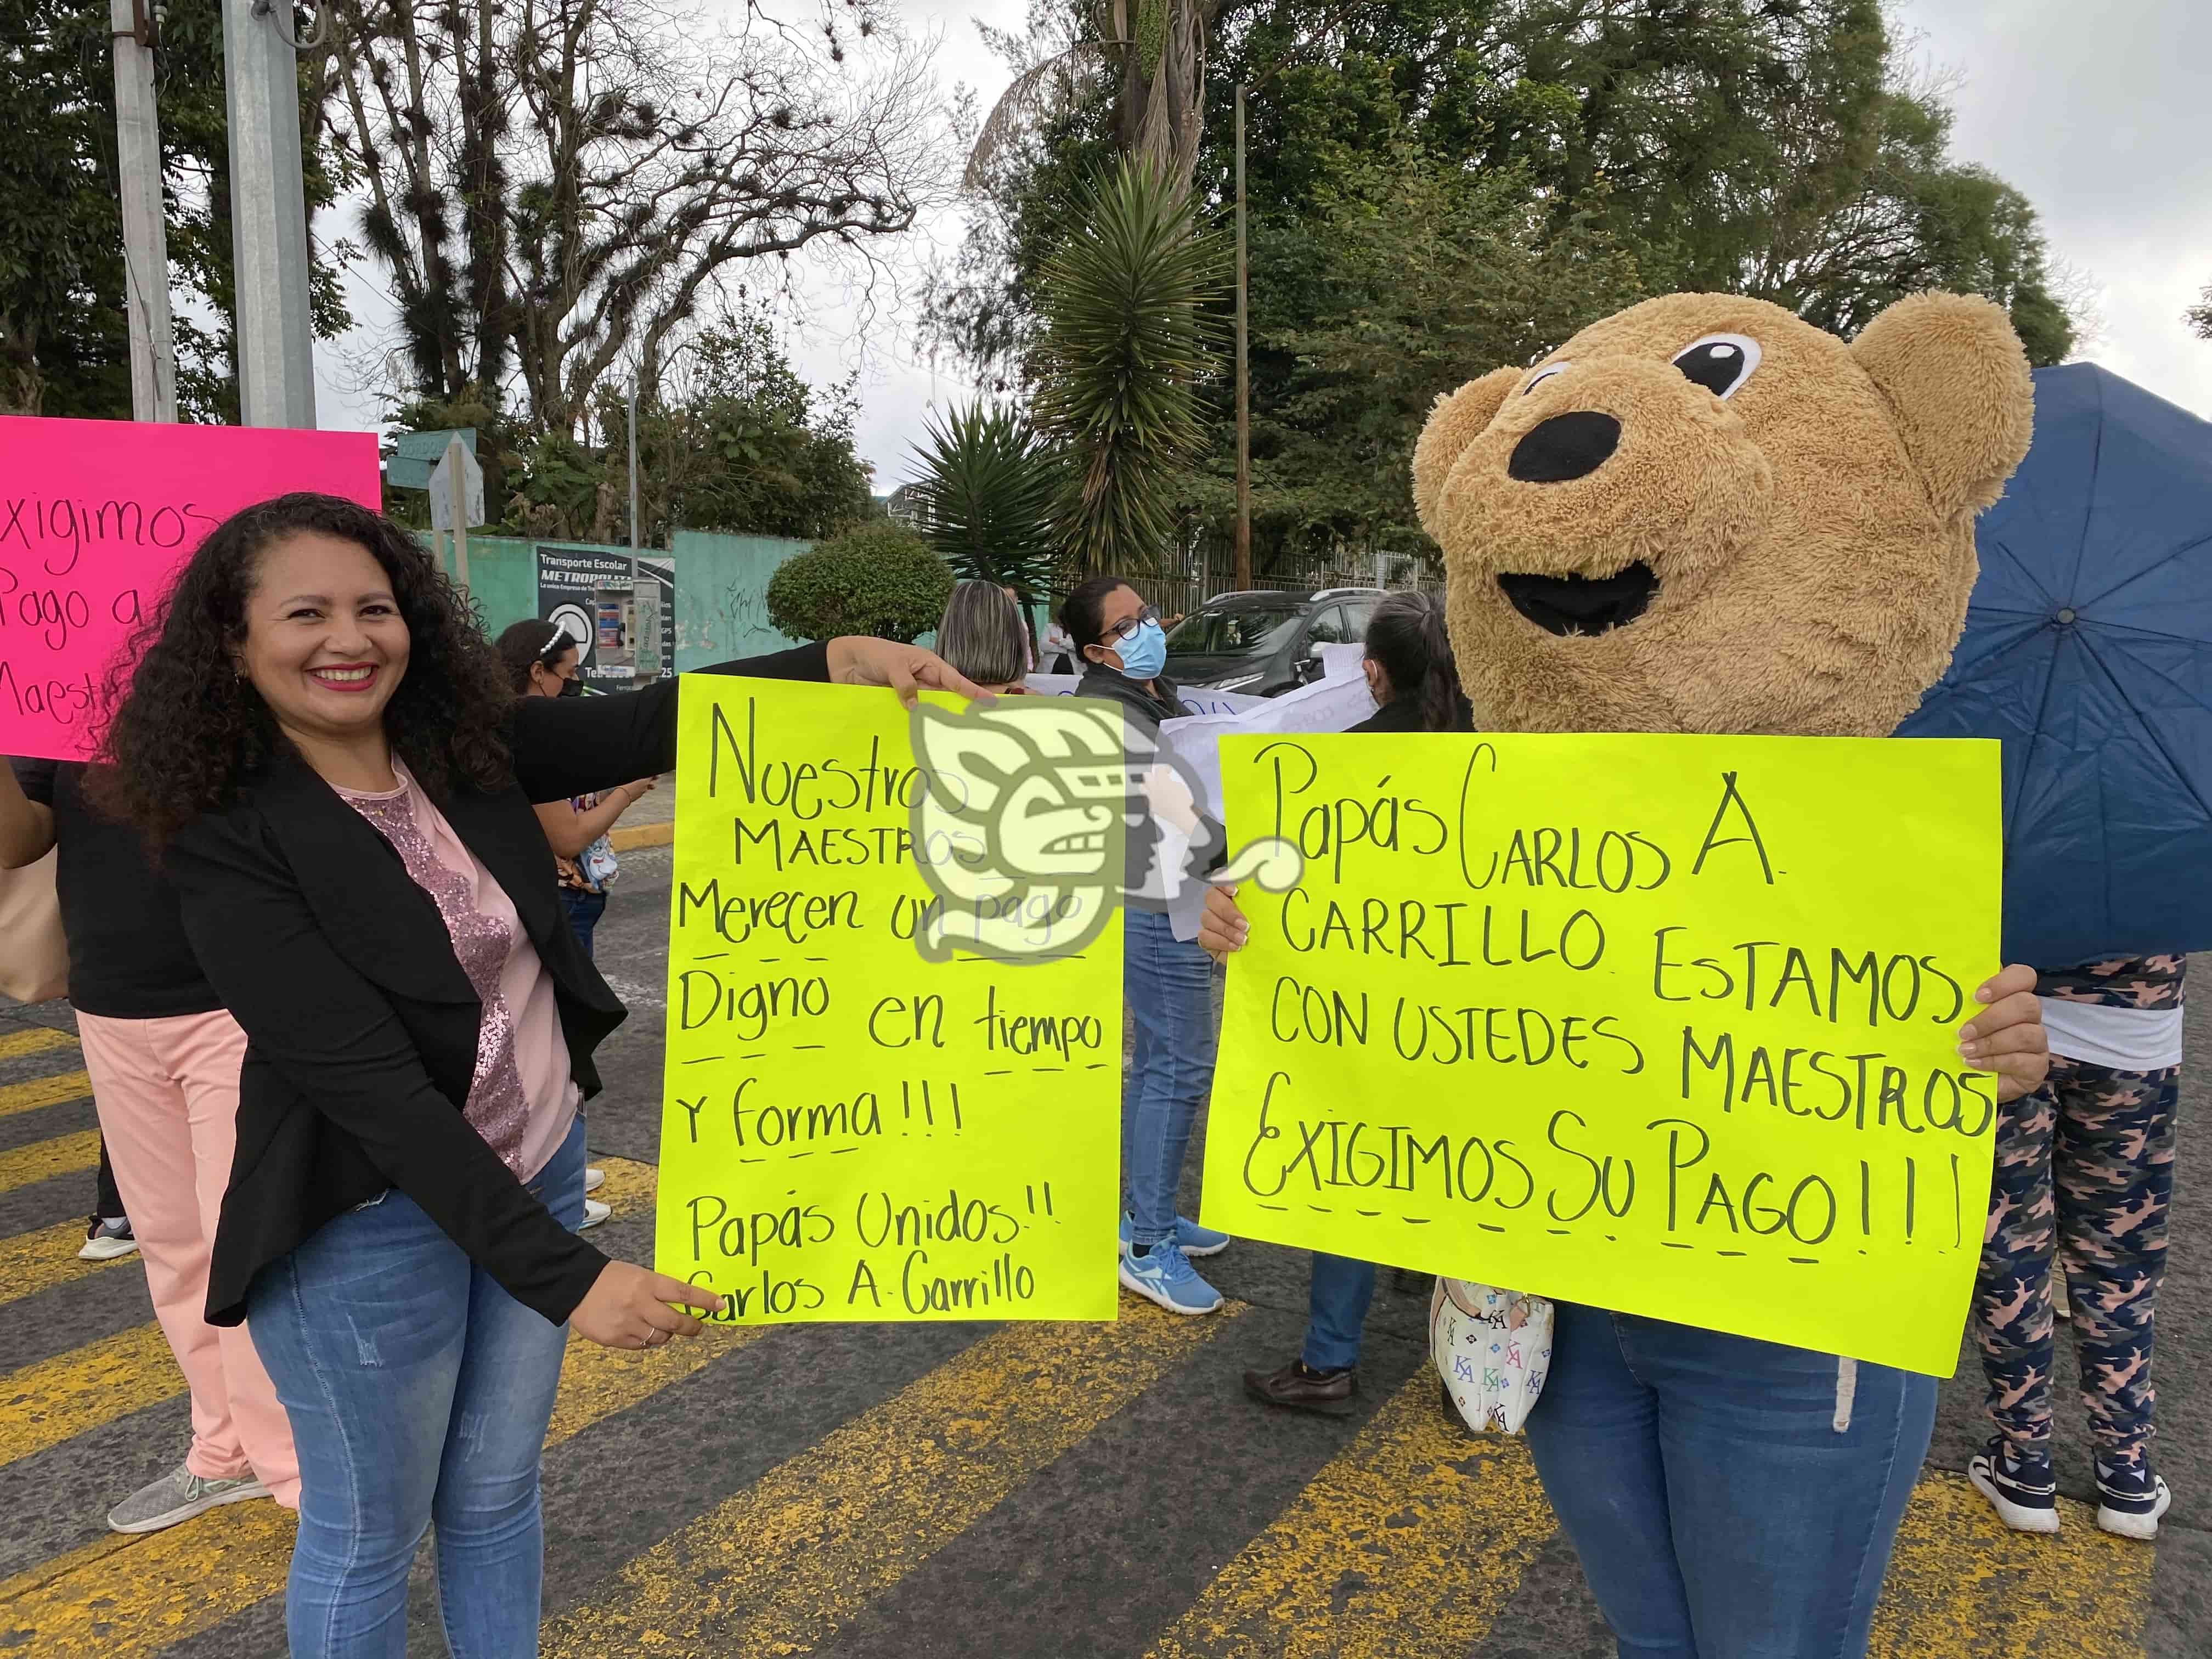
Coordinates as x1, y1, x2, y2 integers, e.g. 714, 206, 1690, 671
572, 1261, 729, 1350
1198, 884, 2052, 1103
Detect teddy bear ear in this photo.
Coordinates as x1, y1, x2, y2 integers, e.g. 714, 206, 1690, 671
1411, 366, 1523, 539
1849, 291, 2034, 519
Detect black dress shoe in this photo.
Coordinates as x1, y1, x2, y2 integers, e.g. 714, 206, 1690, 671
1244, 1359, 1358, 1415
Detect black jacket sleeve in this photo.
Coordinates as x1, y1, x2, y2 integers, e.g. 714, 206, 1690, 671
168, 810, 611, 1325
509, 641, 832, 804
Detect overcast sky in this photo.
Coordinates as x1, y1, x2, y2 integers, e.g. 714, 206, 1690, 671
309, 0, 2212, 487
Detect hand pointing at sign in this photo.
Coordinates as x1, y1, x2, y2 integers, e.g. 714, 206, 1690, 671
1197, 884, 2052, 1103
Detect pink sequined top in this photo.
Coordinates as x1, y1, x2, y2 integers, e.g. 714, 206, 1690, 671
336, 764, 578, 1180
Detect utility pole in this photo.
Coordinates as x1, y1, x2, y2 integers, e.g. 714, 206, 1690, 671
1232, 83, 1251, 593
110, 0, 176, 422
223, 0, 320, 427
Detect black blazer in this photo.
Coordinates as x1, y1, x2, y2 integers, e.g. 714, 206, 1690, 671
173, 642, 831, 1328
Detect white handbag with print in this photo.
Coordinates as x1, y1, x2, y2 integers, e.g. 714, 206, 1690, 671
1430, 1279, 1554, 1436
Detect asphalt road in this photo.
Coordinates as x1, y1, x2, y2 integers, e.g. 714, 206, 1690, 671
0, 840, 2202, 1657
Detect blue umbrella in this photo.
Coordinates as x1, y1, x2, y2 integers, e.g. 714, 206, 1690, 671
1899, 362, 2212, 969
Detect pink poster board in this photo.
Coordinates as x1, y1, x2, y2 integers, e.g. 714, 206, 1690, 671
0, 417, 381, 760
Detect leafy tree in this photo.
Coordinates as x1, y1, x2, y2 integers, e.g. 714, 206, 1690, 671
902, 402, 1061, 619
386, 308, 873, 541
326, 0, 944, 439
1031, 157, 1228, 577
766, 521, 950, 642
0, 0, 352, 420
1211, 141, 1644, 561
2187, 282, 2212, 341
938, 0, 2081, 517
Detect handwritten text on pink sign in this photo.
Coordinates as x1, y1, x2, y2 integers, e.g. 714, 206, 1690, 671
0, 418, 381, 759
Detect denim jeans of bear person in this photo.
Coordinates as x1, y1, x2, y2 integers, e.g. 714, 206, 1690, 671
1525, 1300, 1934, 1659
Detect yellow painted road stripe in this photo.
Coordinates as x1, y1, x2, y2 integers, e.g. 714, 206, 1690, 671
0, 1154, 665, 1455
2, 1328, 764, 1648
1868, 1469, 2152, 1658
0, 1322, 182, 1468
544, 1299, 1249, 1657
0, 1217, 138, 1306
0, 1327, 768, 1651
0, 1532, 134, 1611
0, 1028, 75, 1063
1144, 1374, 1554, 1659
587, 1155, 657, 1215
0, 1128, 100, 1195
0, 1069, 92, 1119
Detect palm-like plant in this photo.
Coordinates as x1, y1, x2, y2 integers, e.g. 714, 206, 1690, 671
1031, 156, 1229, 578
904, 403, 1062, 624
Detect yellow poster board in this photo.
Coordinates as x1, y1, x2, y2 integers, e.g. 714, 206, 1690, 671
1200, 733, 2001, 1376
653, 677, 1122, 1323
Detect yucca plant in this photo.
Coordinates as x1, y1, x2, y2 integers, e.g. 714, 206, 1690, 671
904, 403, 1062, 625
1030, 156, 1229, 579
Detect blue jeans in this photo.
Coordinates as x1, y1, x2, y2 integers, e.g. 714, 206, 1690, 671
1525, 1301, 1936, 1658
247, 1114, 586, 1658
1301, 1253, 1379, 1372
1121, 906, 1220, 1248
560, 888, 607, 960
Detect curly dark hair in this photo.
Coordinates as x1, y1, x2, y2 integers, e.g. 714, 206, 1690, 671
92, 492, 515, 842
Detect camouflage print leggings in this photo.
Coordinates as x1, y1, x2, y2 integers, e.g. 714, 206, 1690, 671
1971, 1057, 2177, 1469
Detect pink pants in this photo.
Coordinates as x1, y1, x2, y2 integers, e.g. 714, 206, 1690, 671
76, 1009, 299, 1506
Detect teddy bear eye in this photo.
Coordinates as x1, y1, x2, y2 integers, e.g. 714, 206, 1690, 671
1672, 335, 1761, 399
1522, 362, 1571, 396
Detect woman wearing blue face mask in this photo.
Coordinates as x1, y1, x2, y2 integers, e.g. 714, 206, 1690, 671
1059, 575, 1233, 1316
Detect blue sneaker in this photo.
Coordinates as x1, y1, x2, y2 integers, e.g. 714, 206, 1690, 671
1968, 1438, 2058, 1534
1119, 1212, 1231, 1259
2095, 1458, 2171, 1541
1118, 1239, 1223, 1315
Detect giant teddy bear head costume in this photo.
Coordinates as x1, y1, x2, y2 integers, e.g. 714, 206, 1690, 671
1410, 292, 2034, 737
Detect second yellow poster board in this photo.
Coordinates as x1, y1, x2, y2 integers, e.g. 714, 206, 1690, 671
1200, 732, 2001, 1376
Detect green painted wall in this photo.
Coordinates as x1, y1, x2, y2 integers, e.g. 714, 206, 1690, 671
670, 529, 809, 668
437, 535, 543, 637
437, 529, 984, 668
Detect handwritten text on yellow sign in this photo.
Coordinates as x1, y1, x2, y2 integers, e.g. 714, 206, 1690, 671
654, 678, 1121, 1323
1199, 733, 2001, 1376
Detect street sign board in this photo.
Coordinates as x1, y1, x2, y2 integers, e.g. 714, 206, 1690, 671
428, 441, 486, 529
387, 427, 477, 490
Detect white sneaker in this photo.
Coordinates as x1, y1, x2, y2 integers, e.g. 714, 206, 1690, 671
583, 1167, 607, 1194
579, 1197, 611, 1231
78, 1217, 138, 1261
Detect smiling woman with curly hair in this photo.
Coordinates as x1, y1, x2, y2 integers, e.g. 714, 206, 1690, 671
98, 494, 516, 840
91, 492, 982, 1657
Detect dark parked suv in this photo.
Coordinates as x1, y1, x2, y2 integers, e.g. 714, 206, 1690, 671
1161, 588, 1385, 696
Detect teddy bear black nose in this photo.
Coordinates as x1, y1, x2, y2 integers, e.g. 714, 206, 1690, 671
1509, 412, 1622, 483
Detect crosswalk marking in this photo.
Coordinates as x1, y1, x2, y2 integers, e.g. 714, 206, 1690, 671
0, 1321, 183, 1467
1144, 1375, 1553, 1659
0, 1216, 138, 1306
0, 1068, 91, 1119
0, 1323, 768, 1656
541, 1302, 1250, 1656
0, 1130, 2166, 1657
0, 1127, 100, 1195
0, 1028, 76, 1063
1867, 1469, 2153, 1657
